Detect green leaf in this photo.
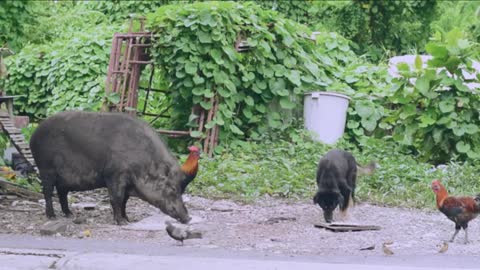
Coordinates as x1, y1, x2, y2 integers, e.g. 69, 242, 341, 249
414, 55, 423, 70
224, 80, 236, 93
193, 75, 205, 85
185, 62, 198, 75
205, 121, 215, 129
347, 120, 359, 129
210, 49, 223, 64
217, 87, 231, 98
244, 96, 254, 106
456, 141, 471, 153
106, 92, 120, 104
464, 124, 479, 135
425, 43, 448, 59
415, 76, 430, 95
243, 108, 253, 118
355, 100, 373, 118
438, 100, 455, 113
229, 124, 244, 135
270, 78, 286, 94
361, 117, 377, 132
190, 131, 203, 138
286, 70, 301, 86
279, 97, 296, 109
200, 100, 213, 110
256, 104, 266, 113
192, 88, 206, 96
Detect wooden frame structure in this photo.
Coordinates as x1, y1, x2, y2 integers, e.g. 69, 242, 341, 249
104, 18, 219, 156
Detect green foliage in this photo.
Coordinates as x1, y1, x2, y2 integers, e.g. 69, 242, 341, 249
0, 1, 38, 51
147, 1, 326, 140
383, 29, 480, 163
1, 24, 118, 119
431, 1, 480, 46
85, 0, 187, 22
312, 0, 438, 62
23, 3, 108, 45
147, 1, 387, 142
253, 0, 321, 25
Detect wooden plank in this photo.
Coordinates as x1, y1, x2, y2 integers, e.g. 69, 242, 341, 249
0, 178, 43, 200
314, 222, 381, 232
13, 142, 29, 149
5, 130, 21, 134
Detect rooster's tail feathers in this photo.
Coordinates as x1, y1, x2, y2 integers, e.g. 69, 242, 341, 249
475, 194, 480, 210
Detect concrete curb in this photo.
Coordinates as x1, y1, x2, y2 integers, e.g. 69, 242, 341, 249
0, 248, 476, 270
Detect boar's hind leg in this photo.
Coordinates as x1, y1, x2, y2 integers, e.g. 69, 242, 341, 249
40, 172, 56, 219
106, 174, 130, 225
57, 188, 73, 217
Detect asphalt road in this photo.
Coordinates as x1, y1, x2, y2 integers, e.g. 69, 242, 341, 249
0, 234, 480, 269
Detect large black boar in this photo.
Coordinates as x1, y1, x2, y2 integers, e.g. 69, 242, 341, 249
30, 111, 198, 225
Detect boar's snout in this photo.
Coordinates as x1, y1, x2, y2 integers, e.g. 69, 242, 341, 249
177, 215, 192, 224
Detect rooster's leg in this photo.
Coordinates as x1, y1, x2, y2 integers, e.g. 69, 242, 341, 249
464, 227, 469, 244
449, 224, 461, 243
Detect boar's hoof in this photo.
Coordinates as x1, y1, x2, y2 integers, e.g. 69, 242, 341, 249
64, 213, 73, 218
115, 218, 129, 226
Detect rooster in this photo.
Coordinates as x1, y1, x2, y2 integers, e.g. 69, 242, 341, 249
431, 179, 480, 244
180, 145, 201, 193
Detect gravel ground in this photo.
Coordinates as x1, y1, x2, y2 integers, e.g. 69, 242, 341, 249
1, 189, 479, 256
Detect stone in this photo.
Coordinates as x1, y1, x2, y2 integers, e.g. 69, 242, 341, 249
40, 220, 68, 236
72, 202, 96, 211
73, 216, 87, 224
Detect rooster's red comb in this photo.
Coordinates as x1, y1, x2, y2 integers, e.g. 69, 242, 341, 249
188, 145, 200, 152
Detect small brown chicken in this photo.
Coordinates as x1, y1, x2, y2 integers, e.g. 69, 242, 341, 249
180, 146, 201, 193
431, 179, 480, 244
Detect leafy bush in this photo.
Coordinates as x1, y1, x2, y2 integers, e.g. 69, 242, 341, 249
0, 1, 38, 51
1, 24, 118, 119
312, 0, 438, 62
85, 0, 189, 23
383, 29, 480, 163
146, 1, 389, 143
431, 1, 480, 46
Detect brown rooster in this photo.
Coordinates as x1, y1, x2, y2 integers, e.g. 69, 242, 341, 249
431, 179, 480, 244
180, 145, 201, 193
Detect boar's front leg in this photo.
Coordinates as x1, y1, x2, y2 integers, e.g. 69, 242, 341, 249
106, 173, 129, 225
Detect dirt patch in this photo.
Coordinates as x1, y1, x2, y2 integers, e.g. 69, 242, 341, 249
1, 189, 479, 256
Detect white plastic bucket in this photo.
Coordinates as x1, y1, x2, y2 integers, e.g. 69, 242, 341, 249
304, 91, 351, 144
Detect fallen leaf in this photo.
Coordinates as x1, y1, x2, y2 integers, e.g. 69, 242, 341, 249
382, 243, 394, 255
83, 229, 91, 238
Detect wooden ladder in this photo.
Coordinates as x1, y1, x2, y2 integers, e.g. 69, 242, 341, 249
0, 112, 38, 173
